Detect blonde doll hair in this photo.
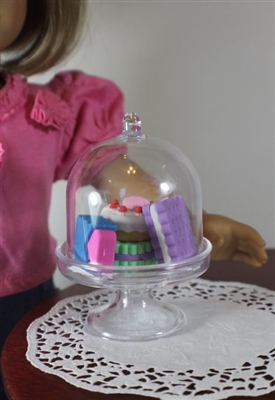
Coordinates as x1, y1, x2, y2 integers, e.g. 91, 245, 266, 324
1, 0, 87, 76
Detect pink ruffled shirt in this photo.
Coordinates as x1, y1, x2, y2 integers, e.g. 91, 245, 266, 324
0, 71, 124, 296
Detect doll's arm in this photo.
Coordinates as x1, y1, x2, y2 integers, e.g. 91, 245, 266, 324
95, 155, 268, 267
203, 212, 268, 267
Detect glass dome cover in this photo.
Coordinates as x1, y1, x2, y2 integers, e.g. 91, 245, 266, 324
56, 113, 212, 341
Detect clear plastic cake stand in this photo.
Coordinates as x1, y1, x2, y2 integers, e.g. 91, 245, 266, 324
56, 238, 211, 342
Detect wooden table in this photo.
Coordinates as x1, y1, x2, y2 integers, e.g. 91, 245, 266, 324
1, 249, 274, 400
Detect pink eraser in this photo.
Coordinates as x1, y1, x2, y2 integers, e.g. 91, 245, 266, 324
122, 196, 150, 210
87, 229, 116, 265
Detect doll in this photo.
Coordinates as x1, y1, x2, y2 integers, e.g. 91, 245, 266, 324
0, 0, 267, 397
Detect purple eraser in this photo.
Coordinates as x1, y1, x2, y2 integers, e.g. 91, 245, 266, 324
143, 195, 197, 263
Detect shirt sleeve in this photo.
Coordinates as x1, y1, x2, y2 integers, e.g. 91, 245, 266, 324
46, 70, 125, 181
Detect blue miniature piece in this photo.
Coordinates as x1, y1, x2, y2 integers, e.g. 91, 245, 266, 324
74, 215, 117, 262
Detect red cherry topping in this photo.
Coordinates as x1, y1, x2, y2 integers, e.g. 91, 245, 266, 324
109, 199, 119, 208
134, 206, 143, 214
118, 205, 128, 213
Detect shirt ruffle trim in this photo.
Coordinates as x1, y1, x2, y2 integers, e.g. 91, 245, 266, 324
30, 90, 72, 130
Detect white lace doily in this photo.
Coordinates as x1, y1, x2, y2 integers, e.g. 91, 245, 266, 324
26, 279, 275, 400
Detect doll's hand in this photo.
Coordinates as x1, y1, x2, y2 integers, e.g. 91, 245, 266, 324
203, 213, 268, 267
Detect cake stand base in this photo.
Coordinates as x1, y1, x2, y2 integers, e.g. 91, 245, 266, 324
84, 288, 186, 341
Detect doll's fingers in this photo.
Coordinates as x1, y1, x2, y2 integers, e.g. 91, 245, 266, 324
233, 224, 266, 247
232, 252, 265, 267
253, 250, 268, 265
235, 237, 268, 261
236, 240, 268, 261
237, 240, 268, 260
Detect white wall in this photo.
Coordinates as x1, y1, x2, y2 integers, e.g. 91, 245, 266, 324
31, 1, 274, 289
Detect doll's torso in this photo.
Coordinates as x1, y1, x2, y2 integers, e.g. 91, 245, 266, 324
0, 71, 124, 296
